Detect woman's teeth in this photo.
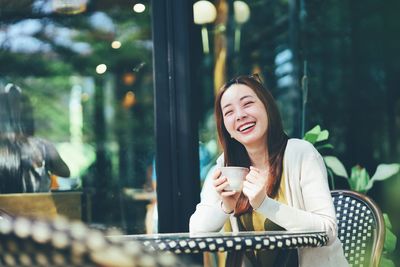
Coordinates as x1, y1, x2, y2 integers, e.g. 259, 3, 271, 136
239, 122, 255, 132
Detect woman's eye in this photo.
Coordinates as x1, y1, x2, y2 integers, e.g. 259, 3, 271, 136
244, 101, 253, 107
224, 110, 233, 116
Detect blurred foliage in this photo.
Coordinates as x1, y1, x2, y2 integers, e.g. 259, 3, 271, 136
304, 125, 399, 267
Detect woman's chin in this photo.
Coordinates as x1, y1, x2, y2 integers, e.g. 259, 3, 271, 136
238, 135, 264, 147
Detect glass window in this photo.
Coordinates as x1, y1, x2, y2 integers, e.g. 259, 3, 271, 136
195, 0, 295, 182
0, 0, 155, 234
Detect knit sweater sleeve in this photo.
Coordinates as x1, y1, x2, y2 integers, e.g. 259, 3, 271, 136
189, 155, 231, 233
255, 140, 338, 243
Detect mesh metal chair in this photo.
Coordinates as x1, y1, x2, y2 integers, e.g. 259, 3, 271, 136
331, 190, 385, 267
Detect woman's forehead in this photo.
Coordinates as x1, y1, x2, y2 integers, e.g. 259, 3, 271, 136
221, 84, 257, 105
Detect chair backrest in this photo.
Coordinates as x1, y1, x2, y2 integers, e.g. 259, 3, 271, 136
331, 190, 385, 267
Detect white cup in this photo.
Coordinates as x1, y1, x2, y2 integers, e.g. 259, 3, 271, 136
220, 166, 249, 191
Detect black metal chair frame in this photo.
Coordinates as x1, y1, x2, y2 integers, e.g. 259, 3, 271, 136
331, 190, 385, 267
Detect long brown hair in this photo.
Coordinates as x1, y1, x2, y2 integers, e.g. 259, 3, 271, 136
215, 75, 288, 216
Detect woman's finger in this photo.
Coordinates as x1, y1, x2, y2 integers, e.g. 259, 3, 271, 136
221, 191, 237, 197
245, 172, 259, 183
213, 175, 226, 187
212, 169, 222, 180
249, 166, 260, 173
248, 169, 262, 178
243, 180, 259, 192
249, 166, 269, 179
246, 171, 265, 184
215, 180, 229, 192
247, 175, 267, 188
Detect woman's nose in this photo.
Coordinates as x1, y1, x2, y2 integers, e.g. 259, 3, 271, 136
235, 109, 247, 121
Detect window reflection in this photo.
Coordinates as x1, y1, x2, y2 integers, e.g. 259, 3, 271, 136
0, 0, 154, 234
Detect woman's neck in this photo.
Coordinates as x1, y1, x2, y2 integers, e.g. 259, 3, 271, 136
246, 143, 269, 170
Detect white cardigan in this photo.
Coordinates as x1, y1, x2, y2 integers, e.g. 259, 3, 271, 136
189, 138, 349, 267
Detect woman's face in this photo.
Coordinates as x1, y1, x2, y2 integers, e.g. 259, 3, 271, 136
220, 84, 268, 147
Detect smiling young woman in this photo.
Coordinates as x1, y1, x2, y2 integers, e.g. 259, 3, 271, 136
215, 75, 288, 216
189, 75, 349, 267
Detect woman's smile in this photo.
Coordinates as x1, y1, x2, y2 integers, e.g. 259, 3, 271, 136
237, 121, 256, 134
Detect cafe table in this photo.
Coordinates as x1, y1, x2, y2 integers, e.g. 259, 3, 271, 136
112, 230, 329, 267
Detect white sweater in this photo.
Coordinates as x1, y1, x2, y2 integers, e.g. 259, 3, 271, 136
189, 138, 349, 267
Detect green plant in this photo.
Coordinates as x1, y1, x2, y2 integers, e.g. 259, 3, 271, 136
303, 125, 400, 267
303, 125, 346, 189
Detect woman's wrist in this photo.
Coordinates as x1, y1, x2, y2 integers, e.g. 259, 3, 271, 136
220, 201, 234, 214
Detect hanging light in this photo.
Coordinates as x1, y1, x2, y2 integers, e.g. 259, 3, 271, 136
122, 91, 137, 109
133, 3, 146, 13
53, 0, 88, 15
193, 1, 217, 54
111, 41, 122, 49
234, 1, 250, 24
193, 1, 217, 25
96, 64, 107, 74
233, 1, 250, 52
123, 73, 136, 86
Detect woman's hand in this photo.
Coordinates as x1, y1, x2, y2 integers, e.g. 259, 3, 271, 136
212, 169, 240, 213
243, 166, 267, 209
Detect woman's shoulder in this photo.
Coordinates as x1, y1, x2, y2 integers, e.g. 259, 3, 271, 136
286, 138, 320, 157
284, 139, 325, 173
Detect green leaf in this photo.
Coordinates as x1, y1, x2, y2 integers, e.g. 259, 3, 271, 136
383, 213, 393, 230
315, 143, 334, 150
303, 125, 321, 144
303, 133, 318, 144
306, 125, 321, 134
365, 164, 400, 191
324, 156, 348, 178
379, 256, 395, 267
372, 164, 400, 181
316, 129, 329, 142
384, 226, 397, 253
349, 166, 370, 192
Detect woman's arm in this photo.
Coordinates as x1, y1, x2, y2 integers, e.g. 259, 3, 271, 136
255, 146, 337, 243
189, 166, 231, 233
